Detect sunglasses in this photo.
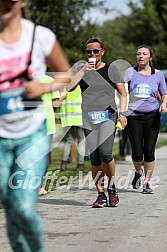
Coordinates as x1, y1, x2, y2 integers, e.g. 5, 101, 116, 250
86, 48, 102, 54
0, 0, 18, 2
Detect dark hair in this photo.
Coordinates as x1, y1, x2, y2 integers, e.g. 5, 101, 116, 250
21, 8, 28, 19
21, 0, 29, 19
85, 36, 104, 49
137, 45, 154, 66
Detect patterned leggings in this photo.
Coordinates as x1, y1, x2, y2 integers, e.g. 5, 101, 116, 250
0, 123, 51, 252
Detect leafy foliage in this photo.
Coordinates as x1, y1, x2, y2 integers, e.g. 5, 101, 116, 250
28, 0, 104, 64
121, 0, 167, 67
28, 0, 167, 68
93, 0, 167, 68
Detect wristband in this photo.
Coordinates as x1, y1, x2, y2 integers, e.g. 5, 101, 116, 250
119, 112, 126, 117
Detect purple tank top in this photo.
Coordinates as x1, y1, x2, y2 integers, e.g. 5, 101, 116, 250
124, 68, 167, 116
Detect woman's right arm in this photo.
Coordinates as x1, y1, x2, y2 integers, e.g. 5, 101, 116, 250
66, 66, 85, 91
48, 45, 89, 92
24, 40, 71, 98
24, 41, 88, 97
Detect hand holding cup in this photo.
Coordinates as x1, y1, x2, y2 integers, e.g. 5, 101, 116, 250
88, 57, 96, 70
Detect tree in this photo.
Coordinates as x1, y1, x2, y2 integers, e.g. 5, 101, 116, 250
121, 0, 167, 68
96, 17, 136, 66
28, 0, 105, 64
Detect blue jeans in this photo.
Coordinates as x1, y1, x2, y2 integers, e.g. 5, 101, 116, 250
0, 122, 51, 252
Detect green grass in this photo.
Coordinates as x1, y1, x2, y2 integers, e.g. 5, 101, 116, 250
44, 137, 167, 191
0, 136, 167, 209
155, 137, 167, 148
160, 127, 167, 132
31, 141, 120, 192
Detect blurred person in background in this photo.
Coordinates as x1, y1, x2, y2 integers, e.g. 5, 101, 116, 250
0, 0, 70, 251
57, 86, 85, 172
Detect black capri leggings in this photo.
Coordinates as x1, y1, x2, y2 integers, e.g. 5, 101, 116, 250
83, 111, 117, 166
127, 111, 160, 162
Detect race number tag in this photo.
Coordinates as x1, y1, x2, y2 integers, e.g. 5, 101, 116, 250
133, 83, 152, 98
88, 110, 109, 124
0, 88, 25, 115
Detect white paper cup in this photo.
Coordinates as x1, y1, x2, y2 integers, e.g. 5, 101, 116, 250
88, 57, 96, 69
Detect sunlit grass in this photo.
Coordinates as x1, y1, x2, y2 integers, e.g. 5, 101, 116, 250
0, 135, 167, 208
45, 136, 167, 191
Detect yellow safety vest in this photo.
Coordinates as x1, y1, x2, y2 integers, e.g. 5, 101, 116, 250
40, 74, 60, 134
59, 86, 83, 127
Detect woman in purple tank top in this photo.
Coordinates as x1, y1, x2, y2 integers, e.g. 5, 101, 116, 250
124, 45, 167, 194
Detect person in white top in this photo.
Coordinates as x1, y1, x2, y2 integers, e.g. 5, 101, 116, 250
0, 1, 70, 251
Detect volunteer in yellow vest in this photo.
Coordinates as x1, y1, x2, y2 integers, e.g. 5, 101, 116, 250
39, 74, 65, 194
59, 86, 85, 171
40, 74, 62, 134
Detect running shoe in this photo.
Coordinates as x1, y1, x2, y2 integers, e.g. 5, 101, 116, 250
60, 161, 68, 171
108, 188, 119, 207
76, 163, 85, 172
132, 172, 142, 189
92, 194, 107, 208
38, 188, 47, 195
142, 182, 153, 194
